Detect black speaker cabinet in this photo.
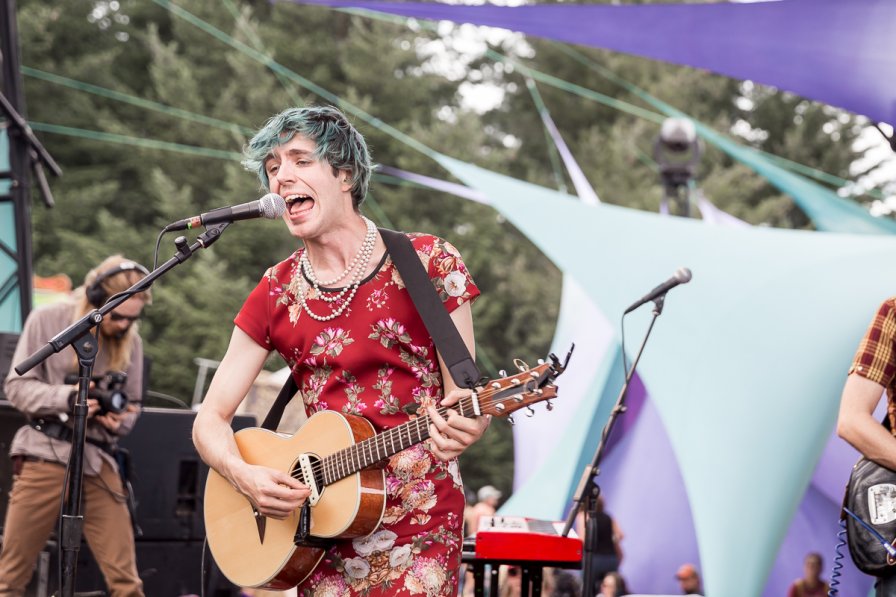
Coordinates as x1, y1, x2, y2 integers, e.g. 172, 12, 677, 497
0, 400, 26, 524
0, 403, 255, 541
0, 402, 255, 595
119, 407, 256, 541
22, 539, 239, 597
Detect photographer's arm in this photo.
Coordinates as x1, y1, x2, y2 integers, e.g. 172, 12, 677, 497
4, 310, 76, 417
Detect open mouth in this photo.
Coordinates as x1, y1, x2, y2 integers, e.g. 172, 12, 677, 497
284, 194, 314, 216
284, 193, 313, 207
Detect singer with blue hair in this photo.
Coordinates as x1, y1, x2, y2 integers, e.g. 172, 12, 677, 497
193, 105, 488, 596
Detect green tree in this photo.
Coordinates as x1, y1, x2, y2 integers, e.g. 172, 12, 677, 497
15, 0, 890, 500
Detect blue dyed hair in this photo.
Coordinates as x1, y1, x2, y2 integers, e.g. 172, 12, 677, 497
242, 105, 372, 209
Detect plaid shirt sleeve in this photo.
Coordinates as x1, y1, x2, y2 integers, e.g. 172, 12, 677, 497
849, 298, 896, 388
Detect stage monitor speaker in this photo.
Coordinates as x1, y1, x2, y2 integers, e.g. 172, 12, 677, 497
0, 400, 26, 524
0, 404, 255, 541
119, 406, 256, 541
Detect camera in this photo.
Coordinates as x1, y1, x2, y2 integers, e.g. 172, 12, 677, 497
64, 371, 129, 415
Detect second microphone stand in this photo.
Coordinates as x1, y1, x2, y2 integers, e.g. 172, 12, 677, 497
561, 294, 668, 596
14, 223, 230, 597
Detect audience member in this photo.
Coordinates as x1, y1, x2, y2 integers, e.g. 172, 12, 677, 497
551, 569, 582, 597
499, 566, 522, 597
598, 571, 628, 597
786, 552, 829, 597
675, 563, 703, 595
575, 495, 624, 596
463, 485, 503, 597
465, 484, 502, 533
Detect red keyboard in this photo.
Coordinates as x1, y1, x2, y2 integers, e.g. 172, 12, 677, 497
464, 516, 583, 565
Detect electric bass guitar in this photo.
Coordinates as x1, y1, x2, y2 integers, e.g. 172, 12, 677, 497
203, 349, 571, 589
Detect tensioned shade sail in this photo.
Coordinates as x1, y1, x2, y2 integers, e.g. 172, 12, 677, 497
287, 0, 896, 126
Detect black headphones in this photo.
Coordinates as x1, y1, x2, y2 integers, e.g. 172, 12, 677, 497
86, 261, 150, 308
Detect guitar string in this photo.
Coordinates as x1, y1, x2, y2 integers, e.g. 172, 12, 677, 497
292, 398, 475, 485
289, 375, 553, 486
297, 379, 552, 485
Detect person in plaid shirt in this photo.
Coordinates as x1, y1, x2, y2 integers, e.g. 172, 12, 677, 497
838, 298, 896, 596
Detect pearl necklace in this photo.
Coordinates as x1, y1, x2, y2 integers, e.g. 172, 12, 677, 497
298, 217, 377, 321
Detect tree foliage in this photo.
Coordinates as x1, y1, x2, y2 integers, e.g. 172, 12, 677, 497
14, 0, 890, 497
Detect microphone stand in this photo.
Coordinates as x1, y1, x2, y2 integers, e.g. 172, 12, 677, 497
14, 223, 230, 597
561, 293, 668, 596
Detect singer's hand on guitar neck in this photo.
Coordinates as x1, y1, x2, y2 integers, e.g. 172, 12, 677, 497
427, 387, 490, 462
230, 460, 311, 519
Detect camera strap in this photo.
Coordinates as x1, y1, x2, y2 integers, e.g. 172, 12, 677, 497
28, 417, 116, 458
28, 417, 142, 535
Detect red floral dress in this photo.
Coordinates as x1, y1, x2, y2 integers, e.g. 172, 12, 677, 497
235, 233, 480, 597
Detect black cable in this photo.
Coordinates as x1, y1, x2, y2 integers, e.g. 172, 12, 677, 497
153, 228, 165, 271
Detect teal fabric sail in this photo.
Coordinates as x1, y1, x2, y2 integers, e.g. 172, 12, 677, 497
436, 153, 895, 597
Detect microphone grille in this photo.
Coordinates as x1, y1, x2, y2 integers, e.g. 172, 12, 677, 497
675, 267, 693, 283
259, 193, 286, 219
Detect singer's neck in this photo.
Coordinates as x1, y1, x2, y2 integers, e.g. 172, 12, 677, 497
303, 216, 381, 278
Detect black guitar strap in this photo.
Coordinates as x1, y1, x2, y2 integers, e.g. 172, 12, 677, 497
379, 228, 481, 389
261, 228, 480, 431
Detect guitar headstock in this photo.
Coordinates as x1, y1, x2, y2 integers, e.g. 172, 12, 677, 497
477, 346, 573, 420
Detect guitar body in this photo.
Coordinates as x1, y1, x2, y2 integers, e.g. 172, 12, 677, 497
204, 410, 387, 589
203, 351, 571, 589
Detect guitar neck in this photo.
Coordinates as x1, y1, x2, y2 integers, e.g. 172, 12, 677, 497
315, 351, 570, 487
320, 395, 477, 486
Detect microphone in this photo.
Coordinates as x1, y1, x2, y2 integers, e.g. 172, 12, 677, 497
163, 193, 286, 232
623, 267, 692, 314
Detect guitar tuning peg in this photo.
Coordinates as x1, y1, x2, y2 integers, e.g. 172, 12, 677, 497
507, 415, 515, 426
494, 403, 506, 412
513, 394, 524, 403
513, 358, 529, 372
537, 358, 545, 365
546, 400, 554, 411
490, 381, 502, 389
525, 406, 535, 418
499, 369, 507, 377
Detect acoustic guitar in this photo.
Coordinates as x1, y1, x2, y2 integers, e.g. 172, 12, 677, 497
203, 350, 571, 589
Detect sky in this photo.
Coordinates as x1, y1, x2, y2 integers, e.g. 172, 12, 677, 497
421, 17, 896, 211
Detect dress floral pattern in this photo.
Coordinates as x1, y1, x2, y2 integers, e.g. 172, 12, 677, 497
235, 233, 480, 596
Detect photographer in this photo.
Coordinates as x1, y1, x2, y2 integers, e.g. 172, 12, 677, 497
0, 255, 150, 596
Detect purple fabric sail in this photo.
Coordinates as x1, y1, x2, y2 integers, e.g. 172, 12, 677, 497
286, 0, 896, 126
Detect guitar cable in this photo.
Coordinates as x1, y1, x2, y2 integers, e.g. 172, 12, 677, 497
201, 535, 209, 597
828, 517, 847, 596
842, 506, 896, 557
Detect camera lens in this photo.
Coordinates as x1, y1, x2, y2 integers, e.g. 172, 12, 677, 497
106, 391, 128, 414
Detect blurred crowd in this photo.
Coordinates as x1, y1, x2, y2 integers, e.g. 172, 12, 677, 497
460, 486, 830, 597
